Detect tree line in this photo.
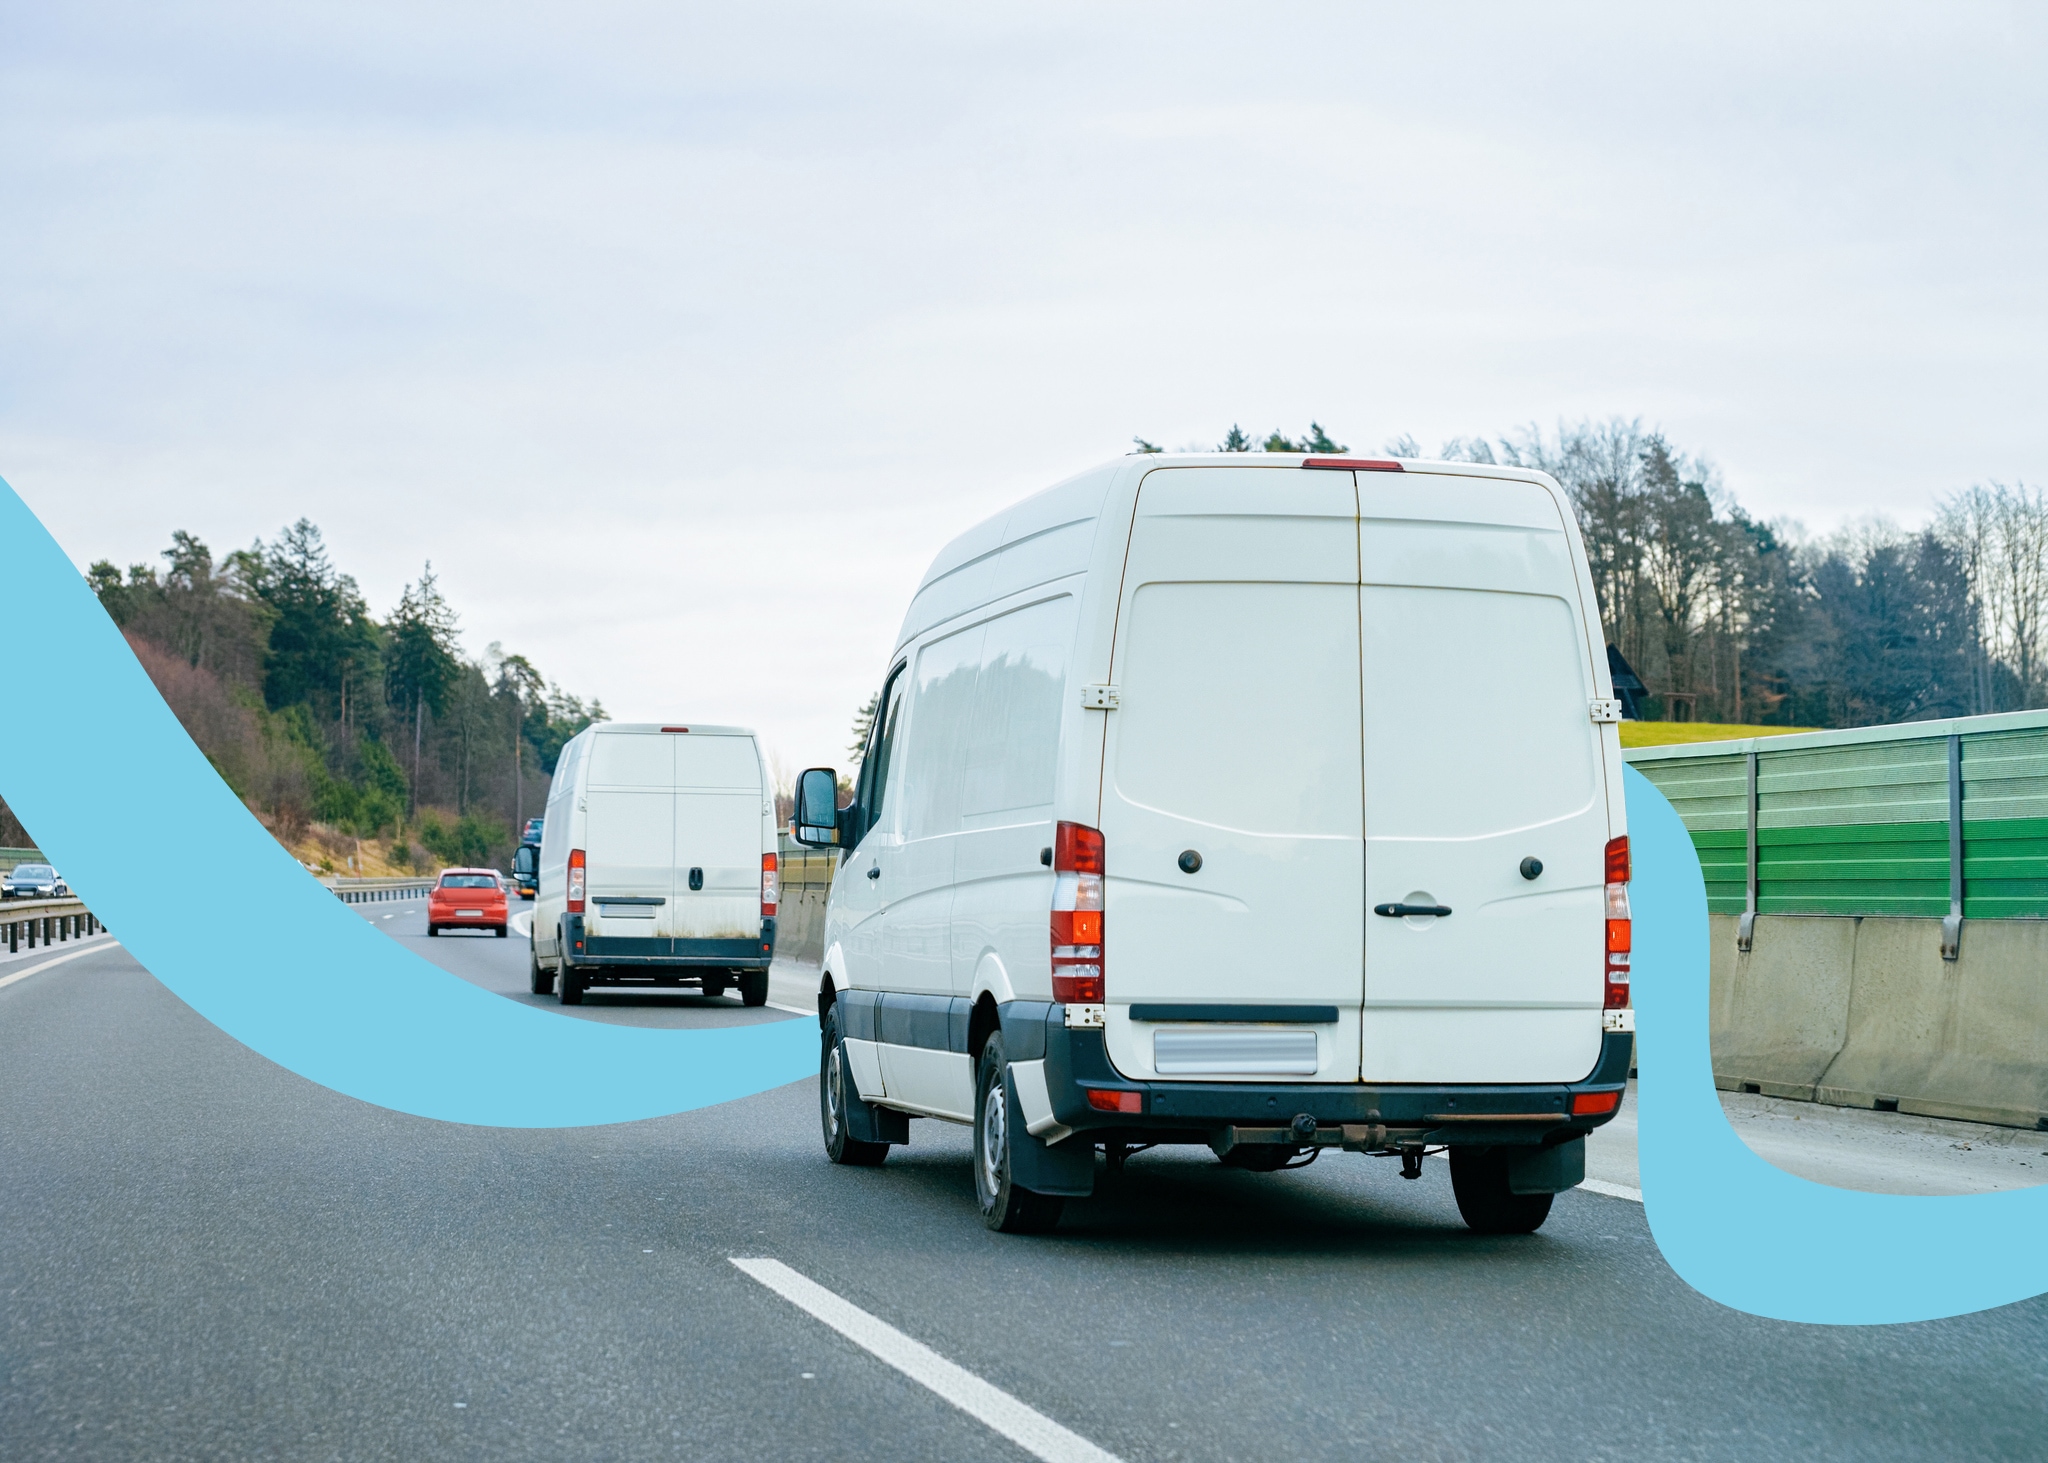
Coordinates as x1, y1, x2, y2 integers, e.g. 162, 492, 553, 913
1130, 418, 2046, 728
72, 521, 605, 869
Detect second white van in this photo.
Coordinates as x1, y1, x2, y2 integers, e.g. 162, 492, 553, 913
533, 722, 779, 1006
791, 451, 1634, 1233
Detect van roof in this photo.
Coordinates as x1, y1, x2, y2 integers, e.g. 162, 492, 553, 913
591, 723, 757, 737
918, 452, 1560, 590
908, 452, 1566, 646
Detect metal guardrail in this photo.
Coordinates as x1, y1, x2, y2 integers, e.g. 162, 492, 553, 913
322, 877, 436, 905
3, 897, 103, 955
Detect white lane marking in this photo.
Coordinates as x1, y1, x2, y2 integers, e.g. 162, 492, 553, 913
731, 1257, 1122, 1463
511, 911, 532, 938
0, 937, 122, 991
766, 1000, 812, 1017
1581, 1178, 1643, 1203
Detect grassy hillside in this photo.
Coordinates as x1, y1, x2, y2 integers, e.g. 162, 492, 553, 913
1619, 721, 1818, 748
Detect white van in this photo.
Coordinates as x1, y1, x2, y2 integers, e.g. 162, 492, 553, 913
532, 723, 780, 1007
791, 453, 1634, 1234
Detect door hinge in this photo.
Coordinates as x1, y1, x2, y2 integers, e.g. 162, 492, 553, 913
1589, 698, 1622, 724
1081, 684, 1121, 710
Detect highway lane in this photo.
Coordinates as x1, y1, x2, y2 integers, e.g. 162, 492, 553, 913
4, 937, 2046, 1460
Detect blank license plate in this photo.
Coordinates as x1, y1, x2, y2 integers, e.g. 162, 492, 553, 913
455, 909, 483, 917
1153, 1028, 1319, 1075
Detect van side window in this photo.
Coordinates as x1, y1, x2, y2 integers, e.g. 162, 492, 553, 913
855, 665, 908, 844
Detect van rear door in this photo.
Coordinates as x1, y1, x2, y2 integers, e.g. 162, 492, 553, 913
584, 731, 676, 939
1097, 465, 1365, 1084
1357, 473, 1608, 1084
673, 735, 766, 944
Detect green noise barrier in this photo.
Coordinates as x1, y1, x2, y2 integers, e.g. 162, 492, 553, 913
1626, 712, 2048, 950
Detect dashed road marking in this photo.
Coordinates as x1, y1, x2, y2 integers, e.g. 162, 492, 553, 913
732, 1257, 1122, 1463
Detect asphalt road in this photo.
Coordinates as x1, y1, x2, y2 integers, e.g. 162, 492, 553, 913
3, 906, 2045, 1462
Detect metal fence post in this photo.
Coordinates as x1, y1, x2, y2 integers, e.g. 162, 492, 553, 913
1942, 733, 1964, 962
1736, 748, 1759, 953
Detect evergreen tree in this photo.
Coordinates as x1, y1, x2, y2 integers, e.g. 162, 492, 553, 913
1219, 425, 1252, 452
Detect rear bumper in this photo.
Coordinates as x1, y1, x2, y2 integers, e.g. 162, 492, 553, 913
560, 913, 774, 971
999, 1001, 1630, 1150
430, 909, 505, 926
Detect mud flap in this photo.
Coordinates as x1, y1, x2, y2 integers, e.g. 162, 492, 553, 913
1006, 1076, 1095, 1197
844, 1083, 910, 1146
1508, 1136, 1586, 1195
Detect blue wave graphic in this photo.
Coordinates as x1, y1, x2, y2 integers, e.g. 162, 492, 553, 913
0, 477, 816, 1127
1627, 765, 2048, 1323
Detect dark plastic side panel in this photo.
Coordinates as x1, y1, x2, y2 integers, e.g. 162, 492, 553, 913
840, 988, 880, 1043
997, 1001, 1053, 1061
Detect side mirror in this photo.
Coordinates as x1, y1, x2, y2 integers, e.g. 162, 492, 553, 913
793, 767, 842, 846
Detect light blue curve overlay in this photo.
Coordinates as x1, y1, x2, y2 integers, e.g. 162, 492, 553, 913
0, 478, 817, 1127
1627, 764, 2048, 1324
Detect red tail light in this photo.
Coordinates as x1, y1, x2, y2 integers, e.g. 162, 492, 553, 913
1572, 1090, 1621, 1117
1604, 835, 1630, 1010
567, 848, 586, 913
761, 853, 778, 917
1086, 1089, 1142, 1113
1050, 821, 1104, 1003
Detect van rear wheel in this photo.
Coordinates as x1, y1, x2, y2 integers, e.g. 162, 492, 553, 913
973, 1033, 1064, 1235
528, 947, 554, 996
739, 970, 768, 1007
559, 969, 585, 1005
1449, 1146, 1554, 1235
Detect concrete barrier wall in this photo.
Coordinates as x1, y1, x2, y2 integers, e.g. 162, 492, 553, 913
775, 848, 840, 969
1709, 913, 2048, 1130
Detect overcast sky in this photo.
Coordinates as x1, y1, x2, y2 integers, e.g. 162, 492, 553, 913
5, 2, 2045, 770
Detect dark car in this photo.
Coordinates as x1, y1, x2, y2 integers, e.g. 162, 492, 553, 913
2, 863, 66, 899
521, 817, 544, 845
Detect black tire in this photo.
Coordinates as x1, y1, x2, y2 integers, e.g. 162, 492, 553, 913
495, 924, 508, 938
702, 974, 730, 999
559, 968, 586, 1005
739, 970, 769, 1007
1450, 1146, 1555, 1235
427, 924, 439, 937
528, 946, 554, 996
973, 1032, 1065, 1235
821, 1004, 889, 1167
1219, 1145, 1301, 1172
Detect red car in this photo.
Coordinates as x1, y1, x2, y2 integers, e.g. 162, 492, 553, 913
427, 869, 509, 937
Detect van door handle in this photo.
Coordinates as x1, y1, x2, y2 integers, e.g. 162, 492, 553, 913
867, 866, 881, 880
1375, 902, 1451, 918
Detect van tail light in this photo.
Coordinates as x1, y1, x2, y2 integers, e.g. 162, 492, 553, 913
1050, 821, 1104, 1004
761, 853, 778, 917
1604, 835, 1630, 1010
1572, 1089, 1622, 1117
568, 848, 586, 913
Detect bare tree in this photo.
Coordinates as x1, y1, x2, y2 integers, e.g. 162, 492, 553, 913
1938, 482, 2048, 710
